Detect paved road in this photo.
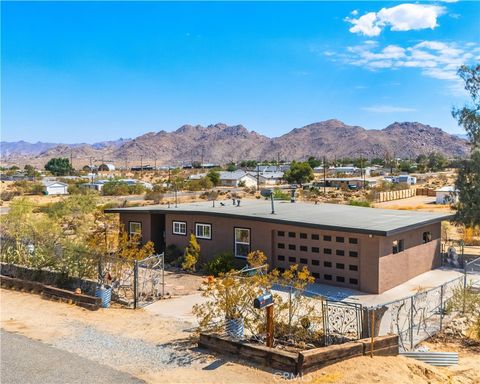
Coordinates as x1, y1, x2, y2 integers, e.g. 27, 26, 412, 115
0, 330, 144, 384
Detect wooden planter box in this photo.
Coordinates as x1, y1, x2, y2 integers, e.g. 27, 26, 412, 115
199, 333, 399, 374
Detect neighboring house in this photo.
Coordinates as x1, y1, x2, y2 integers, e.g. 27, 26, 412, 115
386, 175, 417, 185
42, 181, 69, 195
105, 200, 451, 294
189, 171, 257, 187
313, 178, 376, 189
98, 163, 115, 172
436, 186, 458, 205
80, 179, 109, 192
248, 171, 284, 185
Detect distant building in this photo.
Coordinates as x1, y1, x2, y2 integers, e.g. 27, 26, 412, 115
98, 163, 115, 172
436, 186, 458, 205
189, 171, 257, 187
249, 171, 284, 185
42, 180, 68, 195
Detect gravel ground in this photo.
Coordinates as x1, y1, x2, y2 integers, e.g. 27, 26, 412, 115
1, 330, 144, 384
53, 324, 204, 373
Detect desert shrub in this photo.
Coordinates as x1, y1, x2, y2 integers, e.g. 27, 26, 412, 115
348, 199, 371, 207
182, 233, 201, 272
445, 282, 480, 317
272, 188, 290, 200
0, 190, 18, 201
247, 250, 267, 268
29, 183, 45, 195
164, 244, 183, 264
145, 190, 164, 203
204, 252, 236, 276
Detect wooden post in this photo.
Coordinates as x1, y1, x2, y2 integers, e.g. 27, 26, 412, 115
370, 309, 375, 358
266, 305, 274, 348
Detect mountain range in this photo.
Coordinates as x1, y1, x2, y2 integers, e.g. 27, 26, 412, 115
0, 120, 469, 167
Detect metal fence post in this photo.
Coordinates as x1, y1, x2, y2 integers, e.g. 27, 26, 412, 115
439, 284, 444, 331
133, 260, 138, 309
161, 253, 165, 298
288, 285, 292, 336
463, 263, 467, 314
410, 296, 414, 350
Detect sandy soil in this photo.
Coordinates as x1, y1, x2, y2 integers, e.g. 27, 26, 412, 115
2, 288, 479, 384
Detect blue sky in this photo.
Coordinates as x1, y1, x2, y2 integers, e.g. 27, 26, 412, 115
2, 1, 479, 143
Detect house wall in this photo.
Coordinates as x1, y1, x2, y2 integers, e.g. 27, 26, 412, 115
118, 213, 152, 245
377, 222, 441, 293
117, 212, 442, 294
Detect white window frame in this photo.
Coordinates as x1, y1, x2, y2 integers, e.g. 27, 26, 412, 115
172, 221, 187, 235
129, 221, 142, 238
234, 228, 250, 259
195, 223, 212, 240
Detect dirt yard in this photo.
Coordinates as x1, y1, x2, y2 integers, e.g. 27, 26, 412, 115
2, 289, 479, 384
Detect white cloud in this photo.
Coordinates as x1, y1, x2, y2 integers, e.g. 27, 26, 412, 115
351, 9, 359, 16
362, 105, 416, 113
330, 40, 480, 96
346, 4, 446, 37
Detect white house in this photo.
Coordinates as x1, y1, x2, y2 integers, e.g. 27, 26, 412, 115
249, 171, 284, 185
436, 186, 458, 205
42, 181, 69, 195
189, 171, 257, 187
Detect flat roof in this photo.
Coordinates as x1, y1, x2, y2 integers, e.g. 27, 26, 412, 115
105, 200, 452, 236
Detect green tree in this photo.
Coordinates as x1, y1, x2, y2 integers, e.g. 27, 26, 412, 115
226, 162, 237, 172
307, 156, 321, 169
182, 233, 201, 272
206, 170, 220, 186
283, 161, 314, 185
45, 158, 73, 176
452, 64, 480, 227
416, 154, 428, 173
24, 164, 38, 178
452, 64, 480, 148
427, 152, 448, 172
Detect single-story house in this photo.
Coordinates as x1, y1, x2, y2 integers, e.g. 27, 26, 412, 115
189, 171, 258, 187
105, 200, 451, 294
248, 171, 284, 185
42, 181, 69, 195
436, 186, 458, 205
313, 178, 376, 189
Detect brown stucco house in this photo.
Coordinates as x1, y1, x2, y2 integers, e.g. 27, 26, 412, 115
105, 200, 451, 294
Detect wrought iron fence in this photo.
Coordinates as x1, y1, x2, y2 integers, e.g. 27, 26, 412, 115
1, 235, 165, 308
200, 270, 363, 349
367, 274, 468, 351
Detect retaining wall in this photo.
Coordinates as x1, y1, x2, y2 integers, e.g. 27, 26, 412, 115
198, 333, 399, 374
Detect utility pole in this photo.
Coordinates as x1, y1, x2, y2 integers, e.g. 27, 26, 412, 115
323, 156, 327, 195
125, 155, 128, 172
201, 146, 205, 169
154, 157, 157, 171
90, 157, 94, 182
70, 150, 74, 175
140, 155, 143, 174
256, 160, 260, 191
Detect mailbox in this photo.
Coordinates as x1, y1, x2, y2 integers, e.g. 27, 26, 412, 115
254, 293, 273, 309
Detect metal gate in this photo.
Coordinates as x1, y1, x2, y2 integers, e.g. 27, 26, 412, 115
322, 299, 363, 345
134, 253, 165, 308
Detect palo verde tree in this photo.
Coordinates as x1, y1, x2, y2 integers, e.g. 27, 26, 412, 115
45, 157, 73, 176
452, 64, 480, 227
